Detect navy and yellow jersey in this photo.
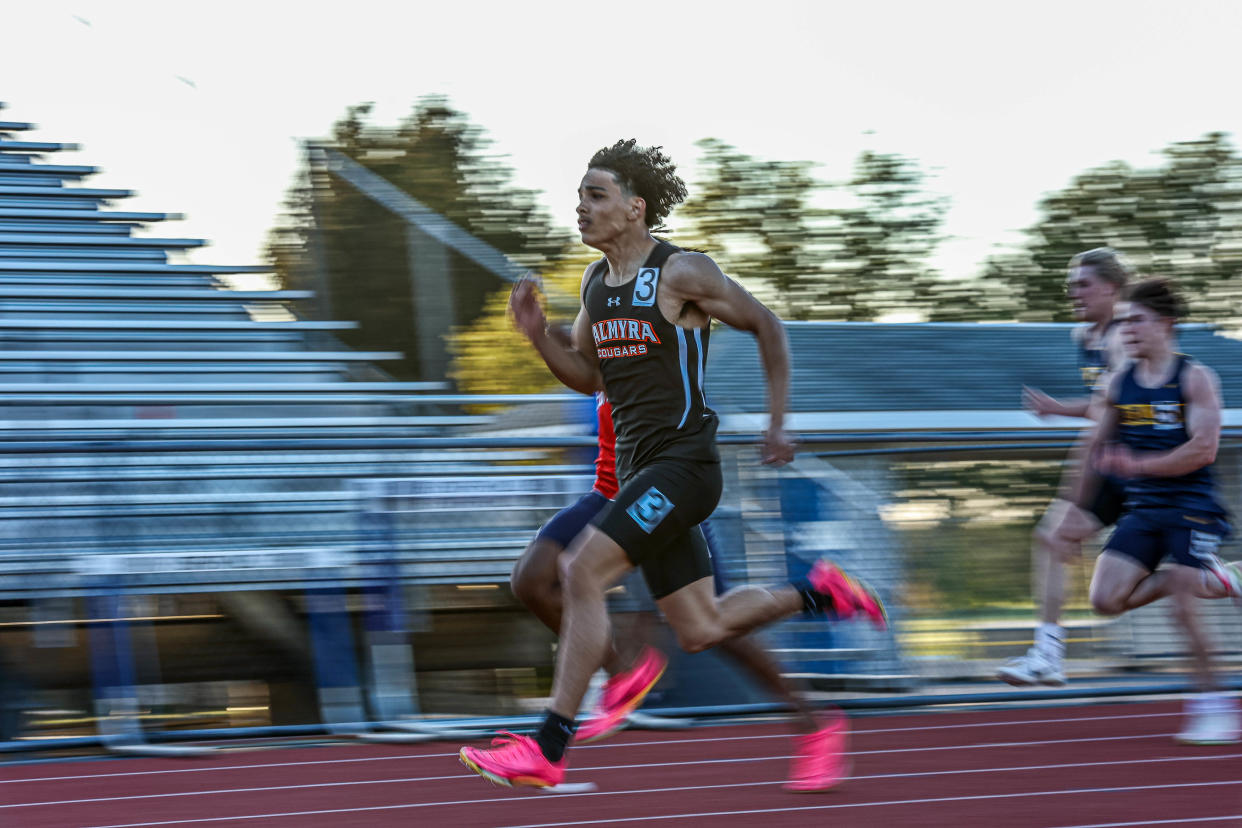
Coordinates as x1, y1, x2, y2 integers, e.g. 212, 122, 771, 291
1112, 354, 1226, 516
582, 240, 719, 483
1077, 320, 1118, 394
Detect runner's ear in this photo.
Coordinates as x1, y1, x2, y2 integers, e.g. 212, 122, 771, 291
631, 195, 646, 223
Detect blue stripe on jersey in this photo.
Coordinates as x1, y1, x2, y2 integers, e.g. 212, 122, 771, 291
677, 327, 691, 429
694, 327, 705, 402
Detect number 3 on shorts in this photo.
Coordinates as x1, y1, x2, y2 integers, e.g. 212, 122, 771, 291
627, 486, 675, 534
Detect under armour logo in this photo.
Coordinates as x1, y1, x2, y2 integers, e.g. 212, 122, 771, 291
607, 297, 621, 307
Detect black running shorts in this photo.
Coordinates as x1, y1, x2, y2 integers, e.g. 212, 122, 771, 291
591, 457, 722, 599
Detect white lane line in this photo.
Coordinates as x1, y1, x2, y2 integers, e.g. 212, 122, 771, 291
15, 747, 1240, 811
75, 781, 777, 827
498, 781, 1242, 828
0, 709, 1183, 785
74, 779, 1242, 828
4, 732, 1173, 806
1052, 818, 1242, 828
0, 731, 1182, 798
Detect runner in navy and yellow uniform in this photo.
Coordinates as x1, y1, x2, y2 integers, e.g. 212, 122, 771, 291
1078, 278, 1240, 744
461, 139, 880, 791
1000, 248, 1130, 686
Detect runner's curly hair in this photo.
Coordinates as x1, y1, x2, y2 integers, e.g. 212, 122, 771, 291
1126, 277, 1188, 320
588, 139, 687, 231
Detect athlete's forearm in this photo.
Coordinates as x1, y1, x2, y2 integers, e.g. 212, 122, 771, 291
1131, 437, 1217, 478
1053, 397, 1092, 419
754, 312, 790, 430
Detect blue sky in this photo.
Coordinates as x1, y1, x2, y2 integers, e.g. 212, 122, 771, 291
6, 1, 1240, 291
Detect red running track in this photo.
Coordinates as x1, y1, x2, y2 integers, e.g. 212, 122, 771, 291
2, 700, 1240, 827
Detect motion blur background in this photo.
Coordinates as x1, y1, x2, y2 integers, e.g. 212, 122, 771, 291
1, 1, 1240, 750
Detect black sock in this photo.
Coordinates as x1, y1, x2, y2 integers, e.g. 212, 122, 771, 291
534, 710, 576, 762
792, 577, 833, 616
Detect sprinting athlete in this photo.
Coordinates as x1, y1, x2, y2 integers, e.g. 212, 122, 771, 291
1078, 278, 1240, 744
1000, 248, 1130, 686
460, 139, 881, 790
510, 390, 667, 743
511, 389, 846, 787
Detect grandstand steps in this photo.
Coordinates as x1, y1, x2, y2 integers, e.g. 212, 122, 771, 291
0, 108, 561, 614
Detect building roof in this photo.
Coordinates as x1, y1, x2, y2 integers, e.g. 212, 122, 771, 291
705, 321, 1242, 431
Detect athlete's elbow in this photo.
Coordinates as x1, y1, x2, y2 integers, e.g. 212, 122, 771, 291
758, 306, 787, 341
1189, 439, 1218, 468
552, 366, 600, 396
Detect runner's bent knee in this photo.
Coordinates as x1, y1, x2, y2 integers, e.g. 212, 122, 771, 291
672, 620, 725, 653
1089, 588, 1125, 616
511, 541, 560, 606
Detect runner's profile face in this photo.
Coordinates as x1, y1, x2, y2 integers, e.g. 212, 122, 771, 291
1066, 266, 1115, 323
577, 168, 638, 247
1117, 303, 1169, 359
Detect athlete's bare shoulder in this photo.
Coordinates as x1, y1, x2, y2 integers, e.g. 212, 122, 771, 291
662, 250, 725, 292
1184, 359, 1222, 401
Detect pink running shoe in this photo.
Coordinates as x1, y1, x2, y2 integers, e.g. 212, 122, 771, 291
808, 559, 888, 630
458, 732, 566, 788
784, 711, 850, 792
576, 646, 668, 744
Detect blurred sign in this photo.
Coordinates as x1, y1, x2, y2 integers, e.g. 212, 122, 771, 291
76, 549, 349, 577
364, 475, 592, 512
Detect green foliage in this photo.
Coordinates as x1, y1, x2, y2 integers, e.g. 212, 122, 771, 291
270, 97, 1242, 385
985, 133, 1242, 323
268, 97, 571, 380
679, 139, 828, 320
822, 150, 948, 320
681, 140, 947, 321
449, 253, 596, 398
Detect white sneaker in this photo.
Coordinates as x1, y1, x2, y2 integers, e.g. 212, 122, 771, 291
1205, 559, 1242, 607
996, 647, 1066, 687
1175, 707, 1241, 745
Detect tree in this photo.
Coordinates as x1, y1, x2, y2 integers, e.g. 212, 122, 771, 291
681, 141, 947, 321
988, 133, 1242, 323
268, 97, 572, 380
679, 139, 829, 320
449, 253, 593, 398
821, 150, 948, 321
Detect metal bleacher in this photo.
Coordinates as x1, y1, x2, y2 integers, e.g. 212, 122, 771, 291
0, 109, 584, 606
0, 105, 610, 749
